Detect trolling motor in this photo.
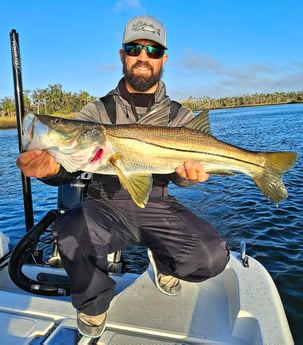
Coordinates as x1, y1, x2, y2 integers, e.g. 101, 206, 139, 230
8, 29, 71, 296
7, 171, 95, 296
8, 30, 123, 296
8, 210, 71, 296
7, 172, 124, 296
7, 29, 68, 295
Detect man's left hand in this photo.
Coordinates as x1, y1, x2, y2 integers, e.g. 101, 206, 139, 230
175, 160, 209, 183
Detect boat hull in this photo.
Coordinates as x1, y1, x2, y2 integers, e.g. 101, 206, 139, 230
0, 251, 293, 344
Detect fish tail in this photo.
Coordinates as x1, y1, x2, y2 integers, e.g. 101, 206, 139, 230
253, 152, 297, 203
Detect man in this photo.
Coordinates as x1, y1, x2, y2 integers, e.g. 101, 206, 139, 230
17, 15, 229, 338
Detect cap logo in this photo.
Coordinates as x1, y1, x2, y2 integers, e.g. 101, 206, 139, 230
131, 20, 161, 36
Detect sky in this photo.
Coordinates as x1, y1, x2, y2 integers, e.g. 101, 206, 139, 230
1, 0, 302, 102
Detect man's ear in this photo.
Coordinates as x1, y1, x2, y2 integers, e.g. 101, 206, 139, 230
162, 53, 168, 66
119, 49, 125, 63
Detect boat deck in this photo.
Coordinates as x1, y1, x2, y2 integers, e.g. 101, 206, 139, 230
0, 252, 293, 344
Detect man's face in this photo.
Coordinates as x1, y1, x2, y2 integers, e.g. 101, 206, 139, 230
120, 39, 168, 92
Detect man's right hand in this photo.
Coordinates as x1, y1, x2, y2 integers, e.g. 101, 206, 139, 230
16, 150, 60, 179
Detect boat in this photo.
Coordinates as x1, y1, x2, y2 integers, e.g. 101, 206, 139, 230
1, 29, 293, 345
0, 216, 294, 344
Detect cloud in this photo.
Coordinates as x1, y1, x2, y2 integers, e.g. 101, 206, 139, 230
221, 62, 303, 93
171, 50, 303, 98
176, 48, 224, 74
99, 63, 120, 72
227, 63, 276, 79
221, 64, 276, 89
272, 72, 303, 90
114, 0, 143, 11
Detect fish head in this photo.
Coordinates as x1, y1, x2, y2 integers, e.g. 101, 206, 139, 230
22, 113, 104, 154
22, 113, 113, 173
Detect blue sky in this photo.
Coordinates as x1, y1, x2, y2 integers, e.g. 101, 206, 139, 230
1, 0, 302, 101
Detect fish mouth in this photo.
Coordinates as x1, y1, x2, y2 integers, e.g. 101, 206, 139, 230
22, 113, 36, 150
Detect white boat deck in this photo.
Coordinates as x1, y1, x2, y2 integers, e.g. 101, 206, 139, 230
0, 252, 293, 345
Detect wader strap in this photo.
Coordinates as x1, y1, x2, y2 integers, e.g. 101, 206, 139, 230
149, 185, 169, 198
169, 101, 182, 122
100, 95, 117, 124
99, 95, 182, 124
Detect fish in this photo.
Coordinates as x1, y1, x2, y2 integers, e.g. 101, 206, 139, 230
132, 22, 161, 36
22, 111, 298, 208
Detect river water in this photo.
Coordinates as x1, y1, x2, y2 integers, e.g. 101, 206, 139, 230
0, 104, 302, 344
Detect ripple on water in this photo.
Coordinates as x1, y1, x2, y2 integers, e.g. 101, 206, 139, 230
1, 105, 303, 343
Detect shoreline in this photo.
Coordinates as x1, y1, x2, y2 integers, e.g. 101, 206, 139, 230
0, 102, 302, 130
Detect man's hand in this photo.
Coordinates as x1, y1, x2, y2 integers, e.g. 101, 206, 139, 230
175, 160, 209, 183
16, 150, 60, 179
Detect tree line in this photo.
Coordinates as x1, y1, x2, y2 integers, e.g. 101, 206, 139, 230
1, 84, 302, 117
0, 84, 96, 117
181, 91, 303, 110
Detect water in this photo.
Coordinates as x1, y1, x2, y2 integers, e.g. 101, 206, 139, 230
1, 104, 302, 344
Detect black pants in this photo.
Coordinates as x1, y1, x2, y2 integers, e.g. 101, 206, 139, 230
52, 196, 229, 316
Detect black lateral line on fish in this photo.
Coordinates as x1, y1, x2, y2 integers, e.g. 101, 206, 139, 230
109, 135, 265, 169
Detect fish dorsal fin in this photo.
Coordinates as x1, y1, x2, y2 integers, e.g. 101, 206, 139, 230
185, 109, 211, 134
109, 154, 153, 208
137, 107, 170, 126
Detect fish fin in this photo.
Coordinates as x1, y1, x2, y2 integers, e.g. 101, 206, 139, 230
109, 155, 153, 208
137, 107, 170, 126
185, 110, 211, 134
118, 172, 153, 208
253, 152, 297, 203
128, 174, 153, 208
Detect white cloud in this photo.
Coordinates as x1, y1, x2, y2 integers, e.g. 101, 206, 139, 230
169, 51, 303, 98
221, 62, 303, 94
176, 48, 224, 74
99, 63, 120, 72
227, 63, 276, 79
114, 0, 143, 11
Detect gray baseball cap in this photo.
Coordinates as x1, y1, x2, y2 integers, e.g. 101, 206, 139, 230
122, 15, 167, 49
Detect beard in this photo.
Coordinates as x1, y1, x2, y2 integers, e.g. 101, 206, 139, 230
123, 61, 163, 92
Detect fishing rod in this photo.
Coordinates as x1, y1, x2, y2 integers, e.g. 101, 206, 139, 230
10, 29, 34, 231
8, 30, 73, 296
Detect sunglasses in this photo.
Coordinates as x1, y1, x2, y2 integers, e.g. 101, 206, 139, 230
123, 43, 165, 59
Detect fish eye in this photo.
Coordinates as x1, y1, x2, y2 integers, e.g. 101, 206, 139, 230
53, 118, 62, 125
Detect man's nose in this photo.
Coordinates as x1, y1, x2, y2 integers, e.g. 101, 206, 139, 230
137, 47, 149, 61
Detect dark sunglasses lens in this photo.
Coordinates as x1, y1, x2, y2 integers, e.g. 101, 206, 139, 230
145, 46, 164, 59
124, 44, 164, 59
124, 44, 142, 56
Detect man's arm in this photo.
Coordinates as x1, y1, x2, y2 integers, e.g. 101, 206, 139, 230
16, 150, 60, 178
16, 150, 80, 186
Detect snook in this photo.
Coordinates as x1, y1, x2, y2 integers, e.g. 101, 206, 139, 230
22, 112, 297, 208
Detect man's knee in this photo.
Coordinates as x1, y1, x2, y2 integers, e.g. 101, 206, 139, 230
177, 240, 230, 282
